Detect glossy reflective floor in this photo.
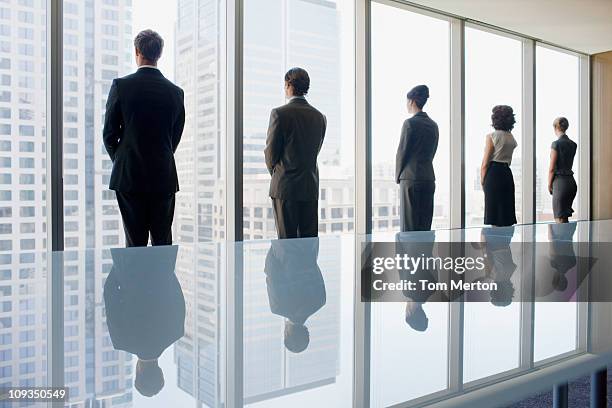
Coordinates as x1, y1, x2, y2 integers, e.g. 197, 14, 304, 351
3, 220, 612, 407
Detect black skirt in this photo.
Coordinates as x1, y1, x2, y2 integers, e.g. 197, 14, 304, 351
552, 175, 577, 219
483, 161, 517, 227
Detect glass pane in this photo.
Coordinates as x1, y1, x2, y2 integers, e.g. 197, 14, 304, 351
371, 2, 451, 233
62, 0, 133, 250
243, 236, 355, 407
462, 226, 523, 383
174, 0, 227, 242
535, 46, 581, 222
0, 0, 50, 388
0, 251, 48, 390
370, 302, 449, 406
0, 1, 47, 253
465, 27, 523, 226
242, 0, 355, 240
62, 244, 227, 406
533, 222, 581, 363
65, 0, 225, 247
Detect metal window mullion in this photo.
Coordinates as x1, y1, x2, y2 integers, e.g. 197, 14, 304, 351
519, 37, 537, 368
356, 0, 371, 236
576, 222, 590, 351
46, 0, 64, 405
447, 19, 465, 393
448, 228, 465, 391
579, 55, 591, 221
47, 0, 64, 252
226, 0, 243, 242
225, 241, 244, 408
522, 39, 536, 224
225, 1, 244, 408
449, 18, 464, 229
354, 1, 371, 407
519, 224, 535, 369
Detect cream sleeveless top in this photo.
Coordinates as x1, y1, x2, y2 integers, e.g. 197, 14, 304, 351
490, 130, 517, 164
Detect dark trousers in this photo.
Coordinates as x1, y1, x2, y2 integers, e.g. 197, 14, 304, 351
399, 180, 435, 232
271, 199, 318, 239
116, 192, 175, 247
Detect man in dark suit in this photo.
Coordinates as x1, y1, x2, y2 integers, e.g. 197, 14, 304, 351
264, 238, 326, 353
103, 245, 185, 397
264, 68, 326, 239
396, 85, 439, 232
103, 29, 185, 247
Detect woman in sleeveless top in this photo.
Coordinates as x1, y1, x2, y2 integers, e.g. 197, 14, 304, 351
480, 105, 518, 227
548, 117, 577, 223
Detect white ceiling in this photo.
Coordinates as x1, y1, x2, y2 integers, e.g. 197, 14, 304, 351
408, 0, 612, 55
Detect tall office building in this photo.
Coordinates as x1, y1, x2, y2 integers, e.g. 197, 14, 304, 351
64, 0, 132, 251
0, 2, 48, 254
174, 0, 227, 244
64, 0, 133, 404
0, 0, 132, 404
0, 3, 48, 392
173, 2, 228, 405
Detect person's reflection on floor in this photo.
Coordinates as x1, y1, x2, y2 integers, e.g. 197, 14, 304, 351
103, 245, 185, 397
396, 231, 437, 332
473, 226, 517, 307
264, 237, 326, 353
548, 222, 577, 292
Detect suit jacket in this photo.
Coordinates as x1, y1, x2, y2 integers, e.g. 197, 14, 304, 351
264, 98, 326, 201
103, 67, 185, 193
103, 245, 185, 360
395, 111, 439, 183
264, 238, 326, 325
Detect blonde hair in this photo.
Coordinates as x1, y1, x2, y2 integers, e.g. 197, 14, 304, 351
553, 117, 569, 132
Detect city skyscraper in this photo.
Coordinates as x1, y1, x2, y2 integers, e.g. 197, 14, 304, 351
1, 0, 133, 403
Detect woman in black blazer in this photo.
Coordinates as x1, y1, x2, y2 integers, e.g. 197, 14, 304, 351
395, 85, 439, 232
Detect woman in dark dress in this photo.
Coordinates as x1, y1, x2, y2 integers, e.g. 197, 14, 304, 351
480, 105, 518, 227
548, 117, 577, 223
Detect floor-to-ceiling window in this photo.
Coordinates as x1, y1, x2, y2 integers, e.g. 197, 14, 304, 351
242, 0, 355, 240
464, 27, 523, 227
61, 0, 229, 402
0, 0, 49, 392
535, 45, 582, 222
370, 1, 451, 234
63, 0, 226, 249
369, 3, 451, 404
62, 0, 134, 251
47, 1, 590, 245
534, 45, 584, 362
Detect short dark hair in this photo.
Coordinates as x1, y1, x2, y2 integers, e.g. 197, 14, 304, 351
406, 85, 430, 109
134, 362, 164, 397
284, 68, 310, 96
134, 29, 164, 63
491, 105, 516, 131
284, 323, 310, 353
553, 117, 569, 132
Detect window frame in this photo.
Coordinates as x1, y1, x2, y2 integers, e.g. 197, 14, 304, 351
42, 0, 591, 405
